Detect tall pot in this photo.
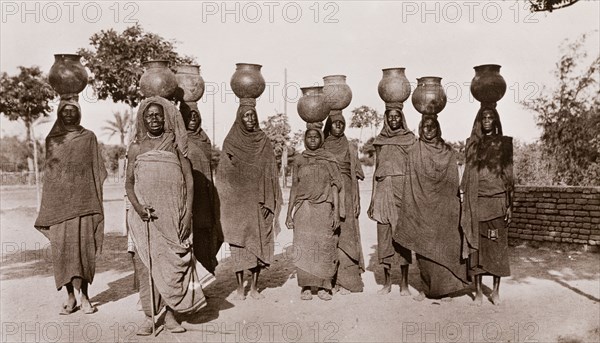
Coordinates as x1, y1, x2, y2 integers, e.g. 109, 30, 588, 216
322, 75, 352, 110
378, 67, 411, 104
48, 54, 88, 96
230, 63, 266, 99
297, 86, 330, 123
470, 64, 507, 103
411, 76, 447, 116
139, 60, 178, 98
175, 65, 205, 102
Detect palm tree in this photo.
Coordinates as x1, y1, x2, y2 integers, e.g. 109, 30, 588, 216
102, 110, 132, 146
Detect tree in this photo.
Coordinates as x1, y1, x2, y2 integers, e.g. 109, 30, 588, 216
359, 136, 376, 166
102, 110, 133, 145
349, 106, 383, 143
522, 32, 600, 186
528, 0, 580, 13
261, 113, 292, 166
78, 24, 196, 109
0, 66, 56, 181
513, 140, 555, 185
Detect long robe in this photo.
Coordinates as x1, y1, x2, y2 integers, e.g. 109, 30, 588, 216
127, 97, 205, 316
394, 119, 468, 298
35, 99, 107, 290
369, 110, 416, 267
187, 127, 223, 275
461, 107, 513, 277
290, 151, 343, 289
215, 105, 282, 271
323, 114, 365, 292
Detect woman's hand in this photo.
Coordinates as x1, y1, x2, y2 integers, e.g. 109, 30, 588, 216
285, 214, 294, 230
332, 207, 340, 229
354, 201, 361, 218
505, 207, 513, 226
261, 206, 271, 219
135, 205, 157, 222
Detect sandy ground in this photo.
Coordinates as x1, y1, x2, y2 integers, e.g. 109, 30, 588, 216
1, 178, 599, 343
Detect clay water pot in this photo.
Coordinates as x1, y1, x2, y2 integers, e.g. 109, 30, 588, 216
230, 63, 266, 99
378, 68, 411, 104
175, 65, 205, 102
322, 75, 352, 110
48, 54, 88, 96
470, 64, 507, 103
139, 60, 178, 98
411, 77, 447, 116
297, 86, 330, 123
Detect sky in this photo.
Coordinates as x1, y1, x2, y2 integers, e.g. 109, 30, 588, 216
1, 0, 599, 147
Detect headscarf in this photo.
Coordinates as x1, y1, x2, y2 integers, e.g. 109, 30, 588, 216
47, 98, 84, 139
222, 104, 271, 164
180, 101, 212, 146
373, 103, 416, 147
129, 96, 189, 156
302, 122, 338, 164
461, 104, 513, 258
322, 111, 352, 166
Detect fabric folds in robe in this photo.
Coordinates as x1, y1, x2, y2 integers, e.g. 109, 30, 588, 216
35, 99, 107, 290
394, 115, 468, 297
215, 104, 282, 269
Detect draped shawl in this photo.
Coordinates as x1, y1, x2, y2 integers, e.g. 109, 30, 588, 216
369, 107, 417, 228
460, 107, 514, 258
35, 99, 107, 251
394, 115, 467, 284
215, 105, 282, 262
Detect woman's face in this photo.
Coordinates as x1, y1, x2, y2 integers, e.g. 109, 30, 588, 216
60, 104, 80, 126
330, 120, 345, 137
241, 110, 258, 132
143, 104, 165, 136
386, 110, 403, 130
304, 129, 322, 151
187, 111, 201, 131
482, 110, 495, 134
421, 118, 438, 141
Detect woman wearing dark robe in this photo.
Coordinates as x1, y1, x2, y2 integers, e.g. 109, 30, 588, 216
286, 123, 342, 301
215, 98, 282, 300
394, 114, 469, 301
126, 97, 206, 335
180, 101, 223, 276
367, 103, 416, 295
35, 98, 107, 315
461, 106, 514, 306
323, 111, 365, 294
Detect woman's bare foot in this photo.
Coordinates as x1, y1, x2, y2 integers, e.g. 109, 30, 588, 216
80, 296, 97, 314
413, 291, 426, 302
164, 308, 185, 333
377, 284, 391, 295
491, 291, 501, 305
338, 286, 351, 295
399, 285, 412, 296
317, 288, 332, 301
136, 317, 154, 336
233, 288, 246, 300
59, 297, 78, 315
471, 293, 483, 307
249, 289, 264, 300
441, 297, 452, 302
300, 287, 313, 300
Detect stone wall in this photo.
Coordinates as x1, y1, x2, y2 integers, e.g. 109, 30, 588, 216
510, 186, 600, 245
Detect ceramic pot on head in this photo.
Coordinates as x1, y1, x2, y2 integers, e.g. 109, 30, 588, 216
470, 64, 507, 104
297, 86, 330, 123
411, 76, 447, 116
139, 60, 178, 98
378, 68, 411, 104
175, 65, 205, 102
48, 54, 88, 96
322, 75, 352, 110
230, 63, 266, 99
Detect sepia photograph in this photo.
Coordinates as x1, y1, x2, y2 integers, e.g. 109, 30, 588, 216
0, 0, 599, 342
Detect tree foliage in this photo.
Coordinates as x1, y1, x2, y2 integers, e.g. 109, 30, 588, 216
0, 66, 56, 142
102, 110, 133, 146
522, 32, 600, 186
0, 136, 44, 171
261, 113, 298, 171
78, 24, 196, 108
349, 105, 383, 142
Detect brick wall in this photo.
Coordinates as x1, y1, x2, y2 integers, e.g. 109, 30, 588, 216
510, 186, 600, 245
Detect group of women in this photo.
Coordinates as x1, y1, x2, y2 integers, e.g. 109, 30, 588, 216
35, 92, 513, 335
